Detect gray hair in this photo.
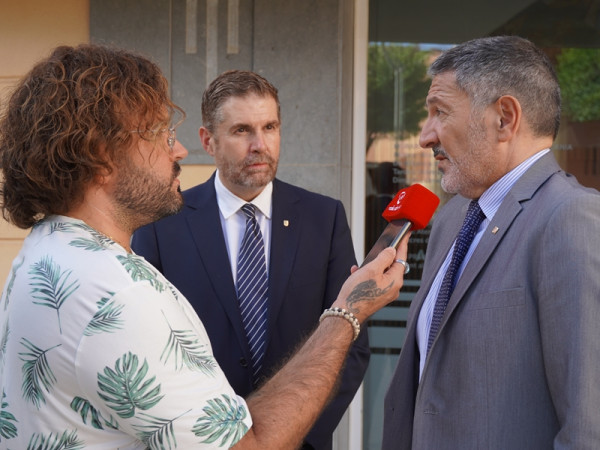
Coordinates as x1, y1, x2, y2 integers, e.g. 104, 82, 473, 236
429, 36, 561, 140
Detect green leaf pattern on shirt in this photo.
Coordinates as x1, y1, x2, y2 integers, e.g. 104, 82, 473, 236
97, 352, 164, 419
69, 234, 113, 252
3, 257, 23, 311
48, 221, 83, 235
117, 254, 166, 292
19, 338, 60, 409
1, 217, 251, 446
27, 430, 84, 450
192, 395, 249, 447
160, 317, 217, 376
132, 411, 189, 450
0, 391, 18, 441
0, 322, 8, 367
28, 256, 79, 333
83, 294, 124, 336
70, 396, 119, 430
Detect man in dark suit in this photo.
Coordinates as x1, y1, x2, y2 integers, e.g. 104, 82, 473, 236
382, 36, 600, 449
132, 70, 369, 450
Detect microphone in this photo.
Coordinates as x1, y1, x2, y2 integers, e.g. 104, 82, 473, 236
361, 183, 440, 266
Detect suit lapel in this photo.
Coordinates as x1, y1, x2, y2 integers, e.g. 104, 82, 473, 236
408, 201, 465, 329
403, 198, 466, 378
434, 153, 561, 344
267, 180, 301, 341
443, 197, 522, 316
185, 175, 249, 353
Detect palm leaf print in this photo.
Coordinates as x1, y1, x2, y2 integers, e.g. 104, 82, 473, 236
83, 294, 124, 336
0, 391, 18, 441
117, 254, 165, 292
3, 257, 24, 311
70, 396, 119, 430
97, 352, 164, 419
48, 221, 81, 235
70, 396, 101, 428
192, 395, 249, 446
160, 323, 217, 376
19, 338, 60, 409
27, 430, 83, 450
69, 227, 114, 252
133, 412, 190, 450
167, 283, 180, 301
29, 256, 79, 333
0, 322, 8, 366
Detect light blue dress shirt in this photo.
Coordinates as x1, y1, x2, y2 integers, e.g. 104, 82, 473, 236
416, 149, 550, 377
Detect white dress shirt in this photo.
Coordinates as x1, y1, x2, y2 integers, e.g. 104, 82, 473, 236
213, 170, 273, 282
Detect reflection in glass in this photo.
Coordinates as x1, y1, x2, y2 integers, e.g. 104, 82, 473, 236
363, 2, 600, 447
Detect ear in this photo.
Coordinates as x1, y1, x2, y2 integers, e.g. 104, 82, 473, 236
96, 169, 110, 185
495, 95, 521, 142
199, 127, 214, 156
93, 145, 114, 185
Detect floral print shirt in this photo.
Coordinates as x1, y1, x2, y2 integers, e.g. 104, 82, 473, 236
0, 216, 251, 448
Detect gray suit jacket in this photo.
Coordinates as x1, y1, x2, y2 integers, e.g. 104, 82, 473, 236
382, 152, 600, 449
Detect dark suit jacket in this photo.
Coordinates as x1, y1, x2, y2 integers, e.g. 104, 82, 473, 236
132, 174, 370, 449
382, 152, 600, 449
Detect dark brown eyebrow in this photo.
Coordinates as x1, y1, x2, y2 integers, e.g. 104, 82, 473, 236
230, 122, 250, 129
228, 119, 280, 132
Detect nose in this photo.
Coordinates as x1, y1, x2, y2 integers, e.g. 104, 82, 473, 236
172, 140, 189, 161
249, 131, 266, 152
418, 118, 438, 149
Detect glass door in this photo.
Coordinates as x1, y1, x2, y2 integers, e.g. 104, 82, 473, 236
363, 1, 600, 448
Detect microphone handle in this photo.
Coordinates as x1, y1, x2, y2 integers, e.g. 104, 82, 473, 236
361, 219, 412, 267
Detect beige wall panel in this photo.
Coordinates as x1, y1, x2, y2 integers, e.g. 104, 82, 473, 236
0, 78, 20, 110
0, 0, 90, 76
180, 164, 215, 190
0, 241, 24, 285
0, 0, 90, 287
0, 219, 29, 240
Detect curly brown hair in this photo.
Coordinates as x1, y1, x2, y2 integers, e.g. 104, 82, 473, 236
0, 44, 184, 229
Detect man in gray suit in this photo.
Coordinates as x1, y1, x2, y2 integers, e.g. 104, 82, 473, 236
382, 35, 600, 449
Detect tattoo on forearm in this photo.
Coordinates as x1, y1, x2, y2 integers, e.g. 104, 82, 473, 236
346, 280, 393, 314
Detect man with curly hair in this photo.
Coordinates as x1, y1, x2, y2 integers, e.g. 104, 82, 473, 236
0, 44, 408, 448
132, 69, 369, 450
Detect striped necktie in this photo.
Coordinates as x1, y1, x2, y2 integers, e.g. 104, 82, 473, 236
427, 200, 485, 353
237, 203, 269, 381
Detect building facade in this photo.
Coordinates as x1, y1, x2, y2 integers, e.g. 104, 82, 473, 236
2, 1, 599, 448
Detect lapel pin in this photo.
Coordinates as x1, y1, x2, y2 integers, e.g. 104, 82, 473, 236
491, 226, 499, 234
283, 220, 289, 227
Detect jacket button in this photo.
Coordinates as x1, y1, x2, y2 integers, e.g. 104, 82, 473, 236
239, 357, 248, 368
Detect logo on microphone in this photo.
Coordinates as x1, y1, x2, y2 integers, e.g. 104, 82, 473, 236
387, 191, 406, 212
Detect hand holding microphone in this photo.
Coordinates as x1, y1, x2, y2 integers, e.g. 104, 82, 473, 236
328, 184, 439, 330
361, 183, 440, 268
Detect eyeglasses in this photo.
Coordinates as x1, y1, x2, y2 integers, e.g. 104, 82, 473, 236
166, 125, 176, 150
130, 119, 183, 153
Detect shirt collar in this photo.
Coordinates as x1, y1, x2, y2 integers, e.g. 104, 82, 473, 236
214, 170, 273, 219
478, 148, 550, 221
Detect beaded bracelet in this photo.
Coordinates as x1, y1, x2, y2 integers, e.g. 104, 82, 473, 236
319, 307, 361, 341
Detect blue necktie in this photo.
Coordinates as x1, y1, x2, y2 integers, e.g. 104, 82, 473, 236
427, 200, 485, 353
237, 203, 268, 381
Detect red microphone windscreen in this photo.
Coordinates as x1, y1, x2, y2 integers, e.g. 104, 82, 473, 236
381, 184, 440, 229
